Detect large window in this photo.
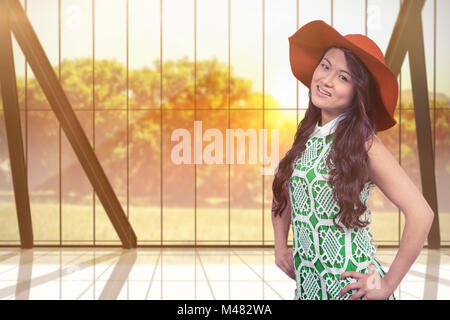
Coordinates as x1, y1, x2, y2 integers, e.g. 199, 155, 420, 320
0, 0, 448, 246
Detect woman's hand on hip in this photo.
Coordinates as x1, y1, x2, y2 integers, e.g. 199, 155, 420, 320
339, 263, 394, 300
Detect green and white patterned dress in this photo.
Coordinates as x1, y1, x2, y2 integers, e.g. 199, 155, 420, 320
288, 115, 396, 300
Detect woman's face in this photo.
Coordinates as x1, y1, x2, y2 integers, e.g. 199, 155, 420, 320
310, 48, 355, 115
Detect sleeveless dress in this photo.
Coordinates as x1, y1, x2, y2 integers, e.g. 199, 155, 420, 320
287, 115, 396, 300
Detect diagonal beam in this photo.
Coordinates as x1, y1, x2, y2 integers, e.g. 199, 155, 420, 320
0, 3, 33, 249
385, 0, 440, 248
408, 14, 440, 249
385, 0, 426, 76
4, 0, 137, 248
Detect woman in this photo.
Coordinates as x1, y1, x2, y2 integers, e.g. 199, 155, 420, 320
272, 20, 434, 300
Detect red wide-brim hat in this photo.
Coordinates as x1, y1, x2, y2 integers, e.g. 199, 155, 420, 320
288, 20, 398, 132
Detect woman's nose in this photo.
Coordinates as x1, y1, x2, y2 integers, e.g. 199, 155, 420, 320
322, 72, 334, 87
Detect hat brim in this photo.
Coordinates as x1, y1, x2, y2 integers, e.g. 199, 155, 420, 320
288, 20, 398, 132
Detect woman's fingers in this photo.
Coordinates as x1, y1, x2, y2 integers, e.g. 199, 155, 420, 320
289, 269, 296, 280
275, 248, 296, 280
279, 257, 295, 280
283, 265, 295, 280
348, 289, 366, 300
288, 253, 296, 279
339, 282, 361, 297
285, 265, 295, 280
284, 250, 296, 280
340, 271, 362, 280
285, 263, 295, 280
286, 249, 295, 279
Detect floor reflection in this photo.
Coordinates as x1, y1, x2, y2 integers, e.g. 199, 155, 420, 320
0, 247, 448, 300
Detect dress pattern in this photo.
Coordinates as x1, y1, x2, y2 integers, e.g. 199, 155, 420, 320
288, 115, 396, 300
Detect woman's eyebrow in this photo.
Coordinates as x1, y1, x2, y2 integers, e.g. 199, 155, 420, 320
323, 57, 352, 77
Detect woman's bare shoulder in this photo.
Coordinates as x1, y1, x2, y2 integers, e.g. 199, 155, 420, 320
366, 134, 433, 216
364, 133, 380, 153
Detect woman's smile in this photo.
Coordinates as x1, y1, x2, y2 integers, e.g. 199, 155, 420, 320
316, 85, 331, 97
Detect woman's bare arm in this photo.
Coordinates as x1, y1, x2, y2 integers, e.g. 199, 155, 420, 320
366, 135, 434, 292
272, 183, 295, 280
272, 183, 292, 250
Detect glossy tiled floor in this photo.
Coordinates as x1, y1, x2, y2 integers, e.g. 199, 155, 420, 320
0, 247, 448, 300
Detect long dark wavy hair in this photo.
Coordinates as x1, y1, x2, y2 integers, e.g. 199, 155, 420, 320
272, 45, 382, 230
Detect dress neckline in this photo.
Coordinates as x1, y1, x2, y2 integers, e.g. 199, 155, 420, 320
310, 113, 346, 139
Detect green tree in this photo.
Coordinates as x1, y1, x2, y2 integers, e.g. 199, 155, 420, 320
0, 58, 449, 214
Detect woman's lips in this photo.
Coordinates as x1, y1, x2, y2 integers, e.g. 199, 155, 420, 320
316, 85, 331, 98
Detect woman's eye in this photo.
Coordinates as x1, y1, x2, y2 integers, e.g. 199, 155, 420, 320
321, 63, 328, 69
340, 75, 348, 81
